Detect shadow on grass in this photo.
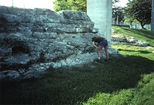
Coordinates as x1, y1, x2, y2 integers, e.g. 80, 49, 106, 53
1, 55, 154, 105
118, 48, 151, 54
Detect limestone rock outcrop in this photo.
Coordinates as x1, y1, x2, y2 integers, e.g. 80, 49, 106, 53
0, 6, 119, 81
112, 35, 149, 46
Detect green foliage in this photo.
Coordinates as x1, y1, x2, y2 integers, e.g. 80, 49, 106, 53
112, 7, 125, 25
125, 0, 152, 29
112, 0, 120, 4
53, 0, 120, 12
53, 0, 86, 12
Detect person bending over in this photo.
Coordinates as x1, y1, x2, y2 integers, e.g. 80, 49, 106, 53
92, 37, 109, 61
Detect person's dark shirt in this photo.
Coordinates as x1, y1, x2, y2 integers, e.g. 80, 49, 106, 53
92, 37, 105, 43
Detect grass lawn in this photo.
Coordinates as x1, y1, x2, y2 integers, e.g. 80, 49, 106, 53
112, 45, 154, 61
112, 26, 154, 46
1, 26, 154, 105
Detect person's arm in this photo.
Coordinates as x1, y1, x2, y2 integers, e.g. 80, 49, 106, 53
92, 41, 98, 48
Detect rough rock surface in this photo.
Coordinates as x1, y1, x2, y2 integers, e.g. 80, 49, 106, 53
112, 35, 149, 46
0, 6, 119, 81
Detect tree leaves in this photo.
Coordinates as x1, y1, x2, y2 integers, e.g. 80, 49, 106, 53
53, 0, 86, 12
125, 0, 152, 29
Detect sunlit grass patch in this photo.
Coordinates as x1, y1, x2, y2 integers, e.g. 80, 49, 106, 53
112, 45, 154, 60
82, 73, 154, 105
112, 26, 154, 46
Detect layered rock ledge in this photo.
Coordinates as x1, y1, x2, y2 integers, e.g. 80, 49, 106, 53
0, 6, 119, 81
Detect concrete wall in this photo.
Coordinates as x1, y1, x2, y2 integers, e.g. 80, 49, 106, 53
87, 0, 112, 46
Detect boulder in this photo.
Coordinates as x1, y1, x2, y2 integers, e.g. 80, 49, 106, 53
0, 6, 119, 81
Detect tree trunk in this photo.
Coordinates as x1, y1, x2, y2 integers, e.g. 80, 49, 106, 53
141, 25, 145, 29
116, 15, 119, 25
151, 0, 154, 31
140, 22, 145, 29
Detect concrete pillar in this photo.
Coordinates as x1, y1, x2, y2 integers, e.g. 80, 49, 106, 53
151, 0, 154, 32
12, 0, 14, 6
87, 0, 112, 46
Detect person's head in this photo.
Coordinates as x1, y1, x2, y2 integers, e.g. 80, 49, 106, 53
92, 37, 96, 41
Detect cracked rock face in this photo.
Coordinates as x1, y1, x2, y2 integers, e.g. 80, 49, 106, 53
0, 6, 119, 81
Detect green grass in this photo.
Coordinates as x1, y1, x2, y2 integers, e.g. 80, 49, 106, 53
1, 56, 154, 105
1, 26, 154, 105
112, 45, 154, 60
112, 26, 154, 46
